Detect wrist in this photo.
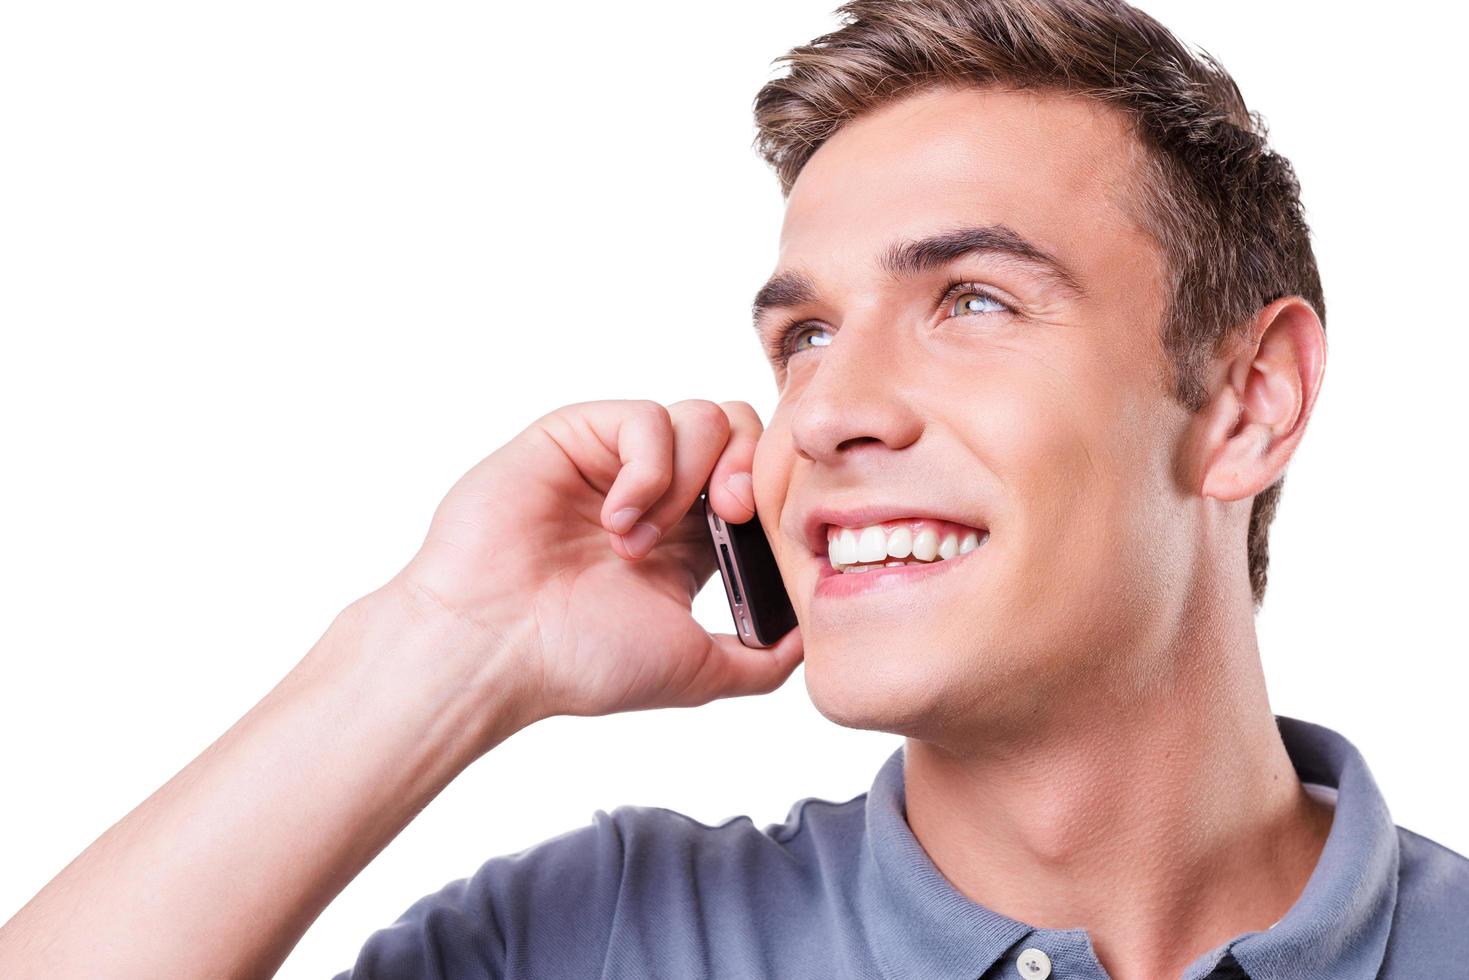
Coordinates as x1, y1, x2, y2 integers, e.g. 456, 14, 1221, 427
308, 579, 545, 765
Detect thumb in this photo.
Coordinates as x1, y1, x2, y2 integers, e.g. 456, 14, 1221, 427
693, 625, 805, 703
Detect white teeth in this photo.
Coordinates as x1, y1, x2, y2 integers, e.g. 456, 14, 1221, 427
911, 528, 939, 561
857, 526, 888, 563
825, 518, 988, 573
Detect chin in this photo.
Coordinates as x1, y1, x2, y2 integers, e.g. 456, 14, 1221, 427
799, 630, 972, 737
799, 624, 1060, 742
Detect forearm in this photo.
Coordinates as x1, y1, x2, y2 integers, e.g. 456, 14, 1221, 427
0, 584, 535, 980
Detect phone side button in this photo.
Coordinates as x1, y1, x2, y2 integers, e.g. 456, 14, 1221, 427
738, 613, 750, 636
718, 543, 743, 604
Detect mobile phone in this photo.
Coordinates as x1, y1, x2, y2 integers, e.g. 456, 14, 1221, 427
701, 488, 798, 648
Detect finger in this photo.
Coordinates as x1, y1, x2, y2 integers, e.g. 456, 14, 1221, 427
598, 400, 674, 536
622, 399, 731, 555
692, 624, 804, 703
655, 504, 721, 595
706, 400, 763, 525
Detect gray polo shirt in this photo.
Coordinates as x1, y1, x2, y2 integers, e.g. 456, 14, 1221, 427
334, 715, 1469, 978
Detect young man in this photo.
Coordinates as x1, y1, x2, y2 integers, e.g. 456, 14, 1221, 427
2, 1, 1464, 978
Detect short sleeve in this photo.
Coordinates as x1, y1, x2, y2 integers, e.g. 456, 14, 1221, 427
333, 809, 627, 979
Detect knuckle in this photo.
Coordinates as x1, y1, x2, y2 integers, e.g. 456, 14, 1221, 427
719, 399, 763, 435
541, 398, 605, 431
628, 468, 669, 494
630, 398, 669, 421
673, 398, 730, 434
560, 397, 602, 416
619, 468, 670, 502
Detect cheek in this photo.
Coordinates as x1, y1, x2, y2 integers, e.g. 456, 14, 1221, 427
968, 359, 1102, 496
956, 353, 1135, 570
751, 420, 810, 588
750, 424, 793, 517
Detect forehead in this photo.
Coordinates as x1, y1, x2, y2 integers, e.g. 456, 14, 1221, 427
778, 85, 1151, 267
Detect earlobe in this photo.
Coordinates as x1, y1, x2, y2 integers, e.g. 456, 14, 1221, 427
1199, 296, 1326, 503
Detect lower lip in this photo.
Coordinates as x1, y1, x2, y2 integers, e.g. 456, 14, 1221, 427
812, 536, 989, 599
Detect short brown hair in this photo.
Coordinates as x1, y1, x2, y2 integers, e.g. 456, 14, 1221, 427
751, 0, 1324, 609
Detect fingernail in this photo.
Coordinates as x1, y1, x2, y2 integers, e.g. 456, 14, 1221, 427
725, 472, 756, 512
620, 522, 660, 557
610, 507, 641, 535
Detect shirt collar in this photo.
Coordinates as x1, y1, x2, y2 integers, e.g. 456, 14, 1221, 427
1224, 715, 1399, 980
857, 714, 1399, 980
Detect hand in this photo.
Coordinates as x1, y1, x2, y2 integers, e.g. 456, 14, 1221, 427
386, 399, 804, 724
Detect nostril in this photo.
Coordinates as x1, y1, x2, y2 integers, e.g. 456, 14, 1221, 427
834, 435, 884, 453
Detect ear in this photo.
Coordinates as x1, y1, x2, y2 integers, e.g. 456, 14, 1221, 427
1198, 296, 1326, 503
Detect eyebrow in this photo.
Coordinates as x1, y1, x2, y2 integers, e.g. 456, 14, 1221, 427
750, 223, 1085, 333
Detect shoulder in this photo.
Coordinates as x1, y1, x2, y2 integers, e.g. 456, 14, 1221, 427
334, 792, 871, 979
1394, 824, 1469, 910
1382, 825, 1469, 971
334, 811, 631, 979
450, 788, 868, 908
586, 792, 871, 973
604, 788, 870, 885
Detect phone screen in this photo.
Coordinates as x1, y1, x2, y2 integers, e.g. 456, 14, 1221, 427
701, 490, 798, 648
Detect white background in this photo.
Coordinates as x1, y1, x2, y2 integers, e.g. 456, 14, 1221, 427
2, 2, 1465, 976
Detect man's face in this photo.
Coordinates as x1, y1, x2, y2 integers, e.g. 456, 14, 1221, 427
751, 85, 1197, 741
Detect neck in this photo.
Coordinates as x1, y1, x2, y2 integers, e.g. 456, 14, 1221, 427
903, 619, 1334, 980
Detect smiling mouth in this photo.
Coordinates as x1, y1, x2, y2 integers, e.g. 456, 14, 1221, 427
824, 518, 989, 574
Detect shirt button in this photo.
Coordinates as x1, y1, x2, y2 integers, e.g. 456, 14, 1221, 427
1016, 947, 1052, 979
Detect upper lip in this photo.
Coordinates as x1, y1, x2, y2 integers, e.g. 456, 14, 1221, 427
797, 501, 989, 558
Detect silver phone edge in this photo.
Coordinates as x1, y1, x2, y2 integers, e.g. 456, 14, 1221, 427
702, 492, 768, 648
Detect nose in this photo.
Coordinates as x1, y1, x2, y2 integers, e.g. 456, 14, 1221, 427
788, 315, 924, 464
